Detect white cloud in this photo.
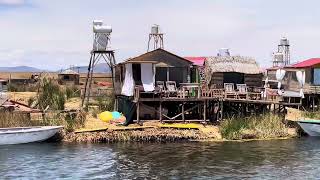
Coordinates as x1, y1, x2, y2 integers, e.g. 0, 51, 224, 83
0, 0, 319, 69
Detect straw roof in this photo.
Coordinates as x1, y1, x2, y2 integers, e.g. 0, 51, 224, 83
205, 56, 262, 74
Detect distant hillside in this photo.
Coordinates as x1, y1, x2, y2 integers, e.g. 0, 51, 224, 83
0, 63, 111, 73
63, 63, 111, 73
0, 66, 43, 72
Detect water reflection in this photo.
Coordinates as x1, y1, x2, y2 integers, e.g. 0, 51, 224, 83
1, 138, 320, 179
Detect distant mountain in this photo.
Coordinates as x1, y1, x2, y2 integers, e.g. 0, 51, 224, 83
0, 63, 111, 73
63, 63, 111, 73
0, 66, 43, 72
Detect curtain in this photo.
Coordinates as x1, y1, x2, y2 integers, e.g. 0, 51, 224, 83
276, 69, 286, 95
121, 64, 134, 96
296, 70, 305, 98
141, 63, 155, 92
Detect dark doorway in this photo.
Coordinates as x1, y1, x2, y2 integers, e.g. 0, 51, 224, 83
223, 72, 244, 85
132, 64, 142, 85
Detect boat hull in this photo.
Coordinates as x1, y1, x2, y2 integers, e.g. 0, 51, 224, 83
0, 126, 63, 145
298, 121, 320, 136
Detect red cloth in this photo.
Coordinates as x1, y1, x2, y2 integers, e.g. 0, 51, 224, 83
97, 82, 112, 87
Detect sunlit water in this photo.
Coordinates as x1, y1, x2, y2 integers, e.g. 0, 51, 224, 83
1, 138, 320, 179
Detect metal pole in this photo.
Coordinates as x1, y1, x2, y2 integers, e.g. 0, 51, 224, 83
81, 53, 93, 108
85, 53, 96, 110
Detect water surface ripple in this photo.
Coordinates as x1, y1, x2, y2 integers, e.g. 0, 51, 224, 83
1, 138, 320, 179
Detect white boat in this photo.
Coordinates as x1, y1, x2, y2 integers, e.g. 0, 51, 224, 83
0, 126, 63, 145
297, 119, 320, 136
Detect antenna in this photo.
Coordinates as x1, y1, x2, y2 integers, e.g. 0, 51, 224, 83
147, 24, 164, 51
272, 37, 290, 67
81, 20, 116, 109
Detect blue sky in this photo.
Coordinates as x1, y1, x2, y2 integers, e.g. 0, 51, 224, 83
0, 0, 319, 70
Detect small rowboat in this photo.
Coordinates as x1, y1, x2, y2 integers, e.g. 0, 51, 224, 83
297, 119, 320, 136
0, 126, 63, 145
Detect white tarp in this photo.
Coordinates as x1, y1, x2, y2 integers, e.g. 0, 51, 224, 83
121, 64, 135, 96
276, 69, 286, 95
141, 63, 155, 92
296, 70, 306, 98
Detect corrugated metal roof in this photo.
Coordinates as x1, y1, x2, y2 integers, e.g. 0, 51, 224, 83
292, 58, 320, 68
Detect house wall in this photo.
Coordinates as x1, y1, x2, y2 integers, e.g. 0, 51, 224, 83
58, 74, 80, 85
209, 72, 262, 88
267, 68, 312, 91
244, 74, 263, 87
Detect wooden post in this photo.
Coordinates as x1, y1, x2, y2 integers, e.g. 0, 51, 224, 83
137, 102, 140, 124
220, 101, 224, 121
182, 102, 185, 122
159, 101, 162, 123
313, 95, 315, 112
203, 100, 207, 123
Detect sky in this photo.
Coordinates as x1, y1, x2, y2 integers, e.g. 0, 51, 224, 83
0, 0, 319, 70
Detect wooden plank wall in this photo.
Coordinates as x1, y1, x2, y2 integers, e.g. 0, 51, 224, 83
244, 74, 263, 87
210, 73, 223, 88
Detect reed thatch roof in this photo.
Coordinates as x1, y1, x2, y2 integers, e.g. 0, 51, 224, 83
205, 56, 262, 74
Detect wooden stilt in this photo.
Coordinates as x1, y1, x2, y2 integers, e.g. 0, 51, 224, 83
313, 95, 315, 112
137, 102, 140, 124
203, 100, 207, 123
81, 53, 93, 108
221, 101, 224, 120
182, 102, 185, 122
85, 53, 95, 110
159, 101, 162, 123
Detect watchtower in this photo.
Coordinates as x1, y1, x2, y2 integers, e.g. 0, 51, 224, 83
272, 37, 290, 67
147, 24, 164, 51
81, 20, 116, 109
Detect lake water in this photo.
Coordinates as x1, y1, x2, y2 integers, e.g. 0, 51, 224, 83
1, 138, 320, 179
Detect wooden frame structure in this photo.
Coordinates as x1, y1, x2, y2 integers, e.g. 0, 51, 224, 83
133, 84, 302, 124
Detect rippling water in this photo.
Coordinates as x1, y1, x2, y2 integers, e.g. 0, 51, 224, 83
1, 138, 320, 179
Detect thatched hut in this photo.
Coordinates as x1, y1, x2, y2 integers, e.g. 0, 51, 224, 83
58, 69, 80, 85
205, 56, 263, 88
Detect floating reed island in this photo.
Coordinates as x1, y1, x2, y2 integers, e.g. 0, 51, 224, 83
62, 114, 298, 143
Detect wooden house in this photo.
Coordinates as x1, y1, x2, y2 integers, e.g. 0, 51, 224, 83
58, 69, 80, 85
114, 48, 194, 95
0, 79, 8, 92
204, 56, 263, 88
267, 58, 320, 91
